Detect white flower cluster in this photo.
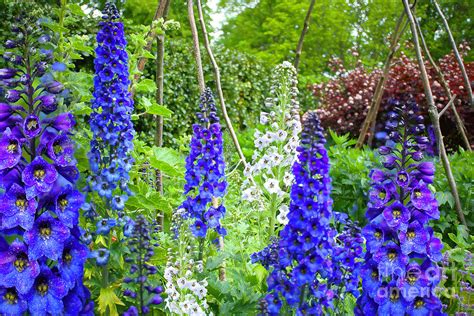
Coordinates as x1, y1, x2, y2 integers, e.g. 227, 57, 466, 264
242, 62, 301, 214
164, 256, 211, 316
165, 216, 212, 316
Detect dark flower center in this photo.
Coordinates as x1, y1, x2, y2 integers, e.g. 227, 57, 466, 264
374, 230, 382, 239
15, 196, 27, 211
36, 278, 48, 296
4, 289, 17, 305
414, 190, 422, 198
392, 207, 402, 219
26, 119, 38, 130
378, 190, 386, 199
7, 141, 18, 153
371, 269, 378, 279
407, 229, 416, 239
14, 253, 28, 272
58, 196, 68, 211
407, 273, 418, 285
398, 174, 407, 182
39, 222, 52, 239
414, 298, 424, 308
389, 288, 400, 301
314, 174, 322, 180
63, 250, 72, 264
388, 249, 397, 260
34, 168, 46, 180
53, 141, 63, 155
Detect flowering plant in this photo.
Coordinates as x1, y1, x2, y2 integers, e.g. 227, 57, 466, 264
0, 11, 92, 314
88, 2, 134, 212
241, 61, 301, 238
357, 100, 446, 315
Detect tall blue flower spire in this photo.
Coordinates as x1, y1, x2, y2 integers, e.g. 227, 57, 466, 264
177, 88, 227, 239
260, 112, 337, 315
357, 99, 445, 315
0, 11, 92, 314
88, 1, 134, 211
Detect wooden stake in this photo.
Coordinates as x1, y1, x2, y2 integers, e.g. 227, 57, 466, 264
402, 0, 468, 228
195, 0, 248, 168
188, 0, 205, 93
432, 0, 473, 107
294, 0, 316, 73
413, 10, 471, 151
356, 9, 408, 148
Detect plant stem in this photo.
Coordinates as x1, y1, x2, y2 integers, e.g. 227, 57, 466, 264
187, 0, 205, 93
294, 0, 316, 73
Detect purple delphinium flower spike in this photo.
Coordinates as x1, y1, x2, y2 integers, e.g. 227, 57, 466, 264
88, 1, 134, 211
177, 88, 227, 238
357, 99, 446, 315
122, 215, 163, 313
0, 11, 92, 314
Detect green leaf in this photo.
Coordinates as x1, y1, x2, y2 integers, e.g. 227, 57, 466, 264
140, 50, 156, 59
97, 287, 124, 316
135, 79, 156, 94
149, 146, 183, 177
71, 102, 92, 115
145, 103, 173, 117
43, 22, 69, 34
68, 3, 87, 16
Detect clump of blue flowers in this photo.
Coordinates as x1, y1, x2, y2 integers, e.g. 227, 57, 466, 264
178, 88, 227, 239
88, 2, 134, 211
0, 12, 92, 314
260, 112, 337, 315
122, 215, 163, 315
357, 99, 445, 315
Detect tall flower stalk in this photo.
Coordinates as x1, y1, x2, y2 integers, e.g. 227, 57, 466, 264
357, 100, 445, 315
88, 2, 134, 211
178, 88, 227, 243
241, 61, 301, 239
0, 12, 92, 314
260, 112, 337, 315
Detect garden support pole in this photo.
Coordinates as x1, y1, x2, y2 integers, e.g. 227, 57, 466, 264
412, 10, 471, 151
131, 0, 171, 98
356, 9, 407, 148
294, 0, 316, 73
155, 0, 172, 230
432, 0, 473, 107
402, 0, 468, 228
195, 0, 248, 168
188, 0, 227, 281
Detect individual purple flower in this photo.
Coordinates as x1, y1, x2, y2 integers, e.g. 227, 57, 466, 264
46, 133, 76, 167
25, 264, 68, 315
357, 100, 445, 316
0, 183, 37, 230
0, 239, 40, 294
53, 186, 84, 228
23, 115, 41, 138
58, 238, 88, 290
24, 212, 70, 261
0, 128, 22, 170
22, 156, 58, 197
0, 287, 28, 315
91, 248, 110, 266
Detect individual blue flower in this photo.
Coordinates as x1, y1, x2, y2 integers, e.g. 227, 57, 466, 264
0, 183, 37, 230
23, 114, 42, 138
0, 127, 22, 170
96, 218, 117, 235
383, 201, 410, 231
25, 264, 68, 316
91, 248, 110, 266
0, 287, 28, 315
0, 239, 40, 294
53, 185, 84, 228
46, 133, 76, 167
22, 156, 58, 198
58, 238, 88, 290
24, 212, 70, 261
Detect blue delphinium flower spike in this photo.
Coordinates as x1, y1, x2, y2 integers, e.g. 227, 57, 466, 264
88, 1, 134, 210
357, 99, 446, 315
